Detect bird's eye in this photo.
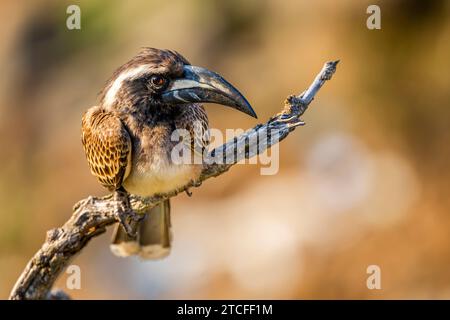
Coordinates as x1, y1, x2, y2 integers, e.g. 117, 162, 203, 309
150, 75, 167, 88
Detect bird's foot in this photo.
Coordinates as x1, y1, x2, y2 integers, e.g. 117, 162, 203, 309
113, 190, 145, 237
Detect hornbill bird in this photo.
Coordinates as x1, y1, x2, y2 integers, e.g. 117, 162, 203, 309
81, 48, 257, 259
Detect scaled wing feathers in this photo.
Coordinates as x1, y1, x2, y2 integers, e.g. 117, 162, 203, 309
81, 107, 131, 190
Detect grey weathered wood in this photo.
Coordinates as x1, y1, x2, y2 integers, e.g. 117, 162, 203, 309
9, 60, 339, 300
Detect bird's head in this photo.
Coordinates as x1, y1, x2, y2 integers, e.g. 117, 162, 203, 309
100, 47, 257, 118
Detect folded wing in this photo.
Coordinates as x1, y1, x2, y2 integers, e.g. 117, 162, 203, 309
81, 106, 131, 191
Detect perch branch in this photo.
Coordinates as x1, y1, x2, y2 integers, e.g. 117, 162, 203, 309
9, 60, 339, 300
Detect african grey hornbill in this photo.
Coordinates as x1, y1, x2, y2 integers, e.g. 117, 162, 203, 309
81, 48, 257, 259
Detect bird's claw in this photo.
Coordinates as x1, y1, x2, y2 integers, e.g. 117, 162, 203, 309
113, 191, 144, 237
115, 208, 134, 236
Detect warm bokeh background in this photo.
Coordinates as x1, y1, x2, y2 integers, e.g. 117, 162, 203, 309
1, 0, 449, 299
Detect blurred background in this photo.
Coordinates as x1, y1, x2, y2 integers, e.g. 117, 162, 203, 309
1, 0, 449, 299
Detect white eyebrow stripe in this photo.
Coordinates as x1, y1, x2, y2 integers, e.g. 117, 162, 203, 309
103, 65, 151, 107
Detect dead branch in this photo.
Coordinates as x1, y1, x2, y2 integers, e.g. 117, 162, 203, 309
9, 60, 339, 300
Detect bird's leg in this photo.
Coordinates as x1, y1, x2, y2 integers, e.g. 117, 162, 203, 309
113, 189, 144, 237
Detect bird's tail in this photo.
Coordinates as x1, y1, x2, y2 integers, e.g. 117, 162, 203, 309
110, 200, 172, 259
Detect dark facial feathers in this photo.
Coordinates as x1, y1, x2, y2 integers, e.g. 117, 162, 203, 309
99, 48, 190, 106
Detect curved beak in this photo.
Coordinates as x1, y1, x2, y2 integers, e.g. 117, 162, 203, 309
161, 65, 257, 118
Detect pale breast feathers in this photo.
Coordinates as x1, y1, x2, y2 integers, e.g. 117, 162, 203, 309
81, 107, 131, 190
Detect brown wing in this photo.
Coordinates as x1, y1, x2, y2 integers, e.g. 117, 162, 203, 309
81, 106, 131, 191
